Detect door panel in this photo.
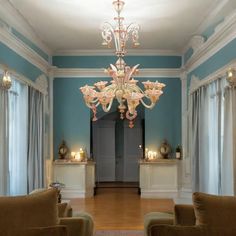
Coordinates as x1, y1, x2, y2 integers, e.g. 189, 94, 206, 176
123, 120, 143, 182
93, 120, 115, 182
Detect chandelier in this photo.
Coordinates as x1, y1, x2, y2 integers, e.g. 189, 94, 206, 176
80, 0, 165, 128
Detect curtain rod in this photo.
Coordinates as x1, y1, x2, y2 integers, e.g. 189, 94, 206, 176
189, 60, 236, 94
0, 64, 48, 95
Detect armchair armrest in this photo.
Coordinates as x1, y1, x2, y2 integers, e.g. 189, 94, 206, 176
174, 204, 196, 226
144, 212, 174, 236
59, 213, 93, 236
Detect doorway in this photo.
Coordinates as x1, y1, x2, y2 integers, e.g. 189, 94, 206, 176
92, 112, 144, 185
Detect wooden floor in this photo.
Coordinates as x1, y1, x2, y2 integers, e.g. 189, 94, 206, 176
70, 187, 174, 230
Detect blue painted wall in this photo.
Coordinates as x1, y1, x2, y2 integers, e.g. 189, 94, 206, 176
53, 77, 181, 159
187, 38, 236, 88
145, 78, 181, 154
52, 55, 182, 68
183, 48, 194, 65
0, 42, 44, 81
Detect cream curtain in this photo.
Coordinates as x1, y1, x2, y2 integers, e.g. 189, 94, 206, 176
190, 78, 235, 195
27, 87, 45, 193
0, 89, 9, 195
8, 79, 28, 195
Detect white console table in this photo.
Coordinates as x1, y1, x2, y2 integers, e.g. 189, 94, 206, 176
53, 160, 95, 199
139, 159, 180, 198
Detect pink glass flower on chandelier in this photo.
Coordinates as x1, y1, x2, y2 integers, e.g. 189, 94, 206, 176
80, 85, 97, 103
96, 91, 115, 106
94, 81, 108, 90
145, 89, 163, 103
124, 92, 144, 114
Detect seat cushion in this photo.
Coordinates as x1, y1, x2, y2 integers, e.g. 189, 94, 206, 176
0, 188, 59, 230
193, 192, 236, 227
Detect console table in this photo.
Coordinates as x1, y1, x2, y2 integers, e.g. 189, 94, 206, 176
53, 160, 95, 198
139, 159, 180, 198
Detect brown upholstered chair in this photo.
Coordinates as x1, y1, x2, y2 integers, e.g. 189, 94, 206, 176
0, 188, 93, 236
144, 192, 236, 236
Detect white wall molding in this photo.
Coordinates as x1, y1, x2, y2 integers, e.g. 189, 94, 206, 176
53, 49, 182, 57
35, 74, 48, 95
0, 0, 51, 56
189, 35, 205, 53
183, 9, 236, 72
0, 23, 50, 74
189, 59, 236, 94
53, 68, 182, 79
195, 0, 229, 35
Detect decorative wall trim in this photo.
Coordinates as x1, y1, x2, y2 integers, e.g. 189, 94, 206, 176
35, 74, 48, 94
184, 9, 236, 72
189, 59, 236, 94
189, 35, 205, 52
53, 49, 182, 56
53, 68, 181, 79
140, 190, 178, 199
61, 188, 94, 199
195, 0, 229, 35
0, 0, 51, 56
0, 24, 50, 74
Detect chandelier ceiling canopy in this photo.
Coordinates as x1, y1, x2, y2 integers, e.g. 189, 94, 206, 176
80, 0, 165, 128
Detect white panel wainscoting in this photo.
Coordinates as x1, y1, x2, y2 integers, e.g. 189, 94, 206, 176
139, 159, 180, 199
53, 161, 95, 199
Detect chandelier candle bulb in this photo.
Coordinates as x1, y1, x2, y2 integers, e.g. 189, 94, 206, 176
80, 0, 165, 128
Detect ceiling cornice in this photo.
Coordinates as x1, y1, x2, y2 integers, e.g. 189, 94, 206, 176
184, 9, 236, 73
53, 68, 181, 79
53, 49, 182, 57
182, 0, 230, 54
0, 23, 50, 74
0, 0, 51, 56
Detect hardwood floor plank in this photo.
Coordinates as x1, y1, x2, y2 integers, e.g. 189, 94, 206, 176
70, 187, 174, 230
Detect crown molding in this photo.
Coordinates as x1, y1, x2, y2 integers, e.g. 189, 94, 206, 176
184, 9, 236, 73
0, 0, 51, 56
53, 67, 181, 79
53, 49, 182, 57
182, 0, 229, 54
195, 0, 229, 35
0, 24, 50, 74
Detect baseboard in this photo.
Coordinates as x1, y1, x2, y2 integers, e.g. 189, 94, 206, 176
61, 188, 94, 199
140, 189, 178, 199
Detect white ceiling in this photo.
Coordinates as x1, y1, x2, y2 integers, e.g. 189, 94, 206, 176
4, 0, 236, 53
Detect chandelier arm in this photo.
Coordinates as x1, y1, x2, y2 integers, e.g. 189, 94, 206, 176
85, 100, 100, 109
127, 23, 140, 32
102, 98, 114, 112
140, 98, 156, 109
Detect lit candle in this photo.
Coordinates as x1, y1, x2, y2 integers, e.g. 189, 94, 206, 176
75, 152, 81, 161
71, 152, 76, 158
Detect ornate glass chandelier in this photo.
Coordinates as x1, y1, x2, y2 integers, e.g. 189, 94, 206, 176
80, 0, 165, 128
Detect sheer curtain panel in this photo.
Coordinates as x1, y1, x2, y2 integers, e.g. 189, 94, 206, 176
27, 87, 45, 193
8, 79, 28, 195
190, 78, 235, 195
0, 89, 9, 195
